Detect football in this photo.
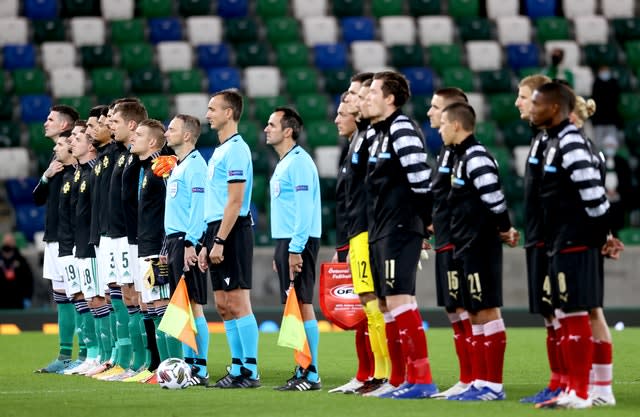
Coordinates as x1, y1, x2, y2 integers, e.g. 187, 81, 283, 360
156, 358, 192, 389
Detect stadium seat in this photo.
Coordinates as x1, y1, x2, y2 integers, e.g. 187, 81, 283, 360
602, 0, 634, 19
235, 42, 270, 67
186, 16, 223, 45
24, 0, 57, 19
0, 0, 17, 17
323, 68, 351, 95
458, 17, 492, 42
284, 67, 318, 95
574, 16, 609, 46
27, 122, 49, 150
525, 0, 556, 20
306, 121, 338, 148
225, 18, 258, 44
489, 145, 512, 176
217, 0, 248, 18
417, 16, 454, 46
441, 67, 474, 92
41, 42, 76, 71
390, 44, 425, 68
175, 93, 208, 121
178, 0, 211, 16
341, 17, 375, 43
33, 19, 66, 44
13, 202, 45, 239
119, 43, 154, 70
612, 66, 633, 91
149, 18, 182, 43
351, 41, 387, 72
466, 41, 502, 71
497, 16, 531, 45
506, 44, 540, 71
5, 177, 39, 206
371, 0, 403, 17
110, 19, 146, 44
380, 16, 416, 46
58, 96, 92, 118
488, 93, 520, 126
206, 67, 241, 92
80, 45, 114, 69
252, 177, 268, 210
512, 145, 530, 177
140, 0, 172, 17
265, 17, 301, 44
502, 119, 531, 149
157, 41, 193, 72
620, 94, 640, 122
428, 44, 463, 74
101, 0, 134, 20
294, 94, 330, 122
314, 44, 348, 70
129, 67, 164, 94
70, 17, 105, 45
256, 0, 288, 18
475, 120, 497, 146
409, 0, 440, 15
618, 227, 640, 245
61, 0, 99, 16
0, 121, 20, 146
50, 67, 86, 98
536, 17, 570, 43
562, 0, 595, 19
613, 18, 640, 45
315, 146, 341, 177
467, 93, 486, 121
410, 95, 430, 121
139, 94, 170, 120
303, 16, 338, 46
584, 44, 619, 68
275, 42, 309, 68
196, 44, 231, 68
478, 68, 513, 93
448, 0, 479, 19
168, 69, 203, 94
91, 68, 126, 96
544, 41, 579, 68
237, 120, 261, 147
332, 0, 364, 17
0, 17, 28, 46
292, 0, 327, 18
20, 94, 52, 123
0, 97, 13, 121
401, 67, 435, 95
2, 45, 35, 70
245, 66, 280, 97
486, 0, 519, 18
253, 96, 287, 123
12, 69, 46, 95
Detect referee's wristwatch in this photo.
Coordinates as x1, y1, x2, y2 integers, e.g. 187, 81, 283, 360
213, 236, 226, 245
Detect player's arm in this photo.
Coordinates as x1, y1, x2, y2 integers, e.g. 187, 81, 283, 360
209, 181, 244, 264
33, 160, 64, 205
288, 159, 315, 254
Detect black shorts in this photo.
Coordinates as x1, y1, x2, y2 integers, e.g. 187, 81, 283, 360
204, 216, 253, 291
435, 247, 466, 312
369, 232, 422, 298
458, 239, 503, 313
550, 247, 602, 311
526, 245, 554, 316
274, 238, 320, 304
166, 233, 208, 305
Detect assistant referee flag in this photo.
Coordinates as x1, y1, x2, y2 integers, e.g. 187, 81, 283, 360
159, 276, 198, 354
277, 284, 312, 369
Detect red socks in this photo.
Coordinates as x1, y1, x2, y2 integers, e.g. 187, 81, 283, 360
451, 313, 473, 384
483, 319, 507, 384
561, 312, 593, 399
391, 306, 433, 384
354, 321, 373, 382
384, 315, 406, 386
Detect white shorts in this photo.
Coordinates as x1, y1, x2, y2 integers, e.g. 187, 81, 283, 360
59, 254, 82, 297
96, 238, 116, 291
128, 244, 139, 287
77, 257, 99, 299
112, 237, 134, 285
138, 257, 170, 304
43, 242, 64, 282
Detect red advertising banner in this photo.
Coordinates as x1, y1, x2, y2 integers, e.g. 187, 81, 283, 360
319, 262, 366, 330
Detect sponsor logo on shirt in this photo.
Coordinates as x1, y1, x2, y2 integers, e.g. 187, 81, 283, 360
295, 185, 308, 191
169, 182, 178, 198
192, 187, 204, 193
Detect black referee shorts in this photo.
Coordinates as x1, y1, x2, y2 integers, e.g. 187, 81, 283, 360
166, 232, 208, 305
274, 238, 320, 305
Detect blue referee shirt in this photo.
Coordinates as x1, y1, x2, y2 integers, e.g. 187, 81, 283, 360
164, 149, 207, 245
270, 145, 322, 253
204, 134, 253, 223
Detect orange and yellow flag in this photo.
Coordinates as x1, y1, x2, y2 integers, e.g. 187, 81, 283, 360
158, 276, 198, 354
277, 284, 311, 369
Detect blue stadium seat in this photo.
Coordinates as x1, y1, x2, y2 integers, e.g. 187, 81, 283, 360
401, 67, 435, 96
196, 44, 231, 68
314, 43, 348, 70
2, 45, 36, 70
341, 17, 376, 43
20, 95, 52, 123
525, 0, 556, 20
197, 146, 215, 161
24, 0, 59, 20
5, 177, 39, 206
15, 203, 46, 242
421, 122, 442, 156
149, 18, 182, 43
506, 44, 540, 71
217, 0, 248, 18
207, 67, 241, 92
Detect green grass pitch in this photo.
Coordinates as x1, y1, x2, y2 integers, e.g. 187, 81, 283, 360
1, 328, 639, 417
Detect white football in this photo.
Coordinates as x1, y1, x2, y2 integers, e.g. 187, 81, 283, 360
156, 358, 192, 389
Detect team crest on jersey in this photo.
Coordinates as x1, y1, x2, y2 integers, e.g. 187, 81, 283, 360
80, 180, 87, 193
74, 170, 80, 182
63, 182, 71, 194
103, 155, 109, 168
118, 155, 126, 167
168, 181, 178, 198
273, 181, 281, 197
94, 163, 101, 176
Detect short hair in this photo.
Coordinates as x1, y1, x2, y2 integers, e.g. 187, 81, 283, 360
175, 114, 201, 143
51, 104, 79, 124
113, 101, 148, 124
573, 96, 597, 127
536, 82, 576, 115
434, 87, 468, 104
519, 74, 552, 91
351, 72, 374, 83
213, 88, 243, 121
59, 130, 71, 138
442, 102, 476, 131
361, 78, 373, 88
373, 71, 411, 108
340, 91, 349, 102
109, 97, 141, 109
89, 105, 108, 119
139, 119, 167, 145
74, 120, 87, 132
275, 106, 304, 140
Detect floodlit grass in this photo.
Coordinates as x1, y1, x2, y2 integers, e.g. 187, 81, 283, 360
1, 328, 639, 417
